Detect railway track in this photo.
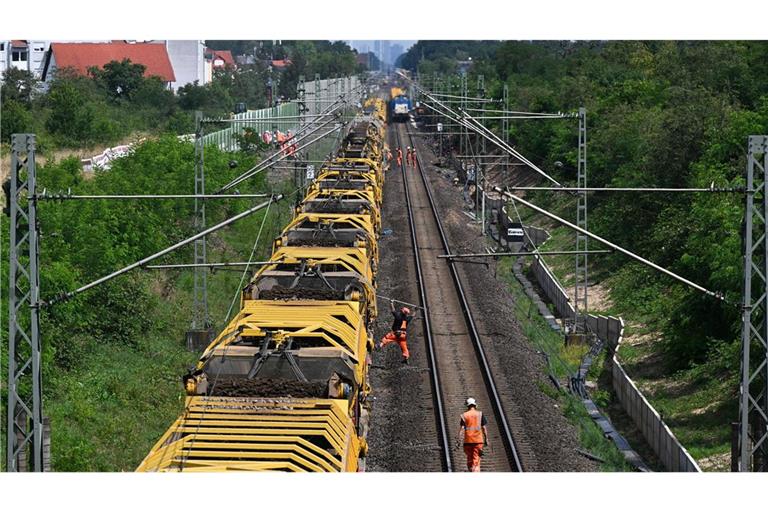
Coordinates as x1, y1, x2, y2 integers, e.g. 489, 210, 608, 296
394, 122, 524, 472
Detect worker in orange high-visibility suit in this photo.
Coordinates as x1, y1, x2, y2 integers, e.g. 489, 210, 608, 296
378, 300, 413, 364
286, 130, 297, 156
276, 130, 287, 155
406, 146, 415, 168
458, 397, 489, 472
396, 147, 403, 168
384, 147, 392, 171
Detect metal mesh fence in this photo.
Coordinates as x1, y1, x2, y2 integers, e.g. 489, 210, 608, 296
200, 76, 362, 154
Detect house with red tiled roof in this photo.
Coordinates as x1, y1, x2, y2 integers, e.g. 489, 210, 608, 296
40, 40, 207, 92
204, 47, 236, 82
42, 42, 176, 88
206, 48, 235, 68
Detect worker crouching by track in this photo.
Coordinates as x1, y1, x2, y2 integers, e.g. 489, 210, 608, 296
378, 299, 414, 364
458, 398, 489, 472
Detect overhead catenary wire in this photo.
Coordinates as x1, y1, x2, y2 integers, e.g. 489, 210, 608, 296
214, 83, 365, 193
217, 97, 347, 190
417, 92, 563, 187
217, 124, 343, 193
426, 92, 500, 103
463, 107, 574, 117
470, 116, 575, 120
505, 186, 745, 193
438, 250, 613, 259
223, 89, 357, 175
200, 113, 342, 124
37, 193, 272, 200
458, 107, 563, 188
412, 78, 570, 299
410, 78, 566, 187
144, 261, 278, 270
44, 195, 282, 305
494, 186, 730, 303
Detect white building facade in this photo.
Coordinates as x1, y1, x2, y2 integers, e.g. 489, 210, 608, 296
162, 40, 207, 91
0, 40, 50, 78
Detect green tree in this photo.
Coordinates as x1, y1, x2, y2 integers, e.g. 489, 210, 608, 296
1, 67, 38, 105
0, 99, 33, 142
89, 59, 147, 100
45, 80, 95, 142
177, 81, 208, 109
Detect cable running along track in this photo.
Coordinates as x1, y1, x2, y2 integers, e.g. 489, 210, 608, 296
395, 122, 523, 472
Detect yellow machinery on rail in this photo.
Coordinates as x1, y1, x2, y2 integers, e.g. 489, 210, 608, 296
137, 97, 387, 472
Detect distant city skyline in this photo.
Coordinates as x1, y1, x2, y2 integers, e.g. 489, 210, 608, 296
346, 40, 416, 67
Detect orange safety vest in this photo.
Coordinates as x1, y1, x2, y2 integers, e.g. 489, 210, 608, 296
462, 409, 484, 444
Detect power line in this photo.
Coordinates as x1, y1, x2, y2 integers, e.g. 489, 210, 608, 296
494, 186, 729, 303
416, 90, 564, 187
144, 261, 277, 270
37, 193, 271, 201
438, 250, 613, 259
505, 186, 745, 194
44, 195, 283, 305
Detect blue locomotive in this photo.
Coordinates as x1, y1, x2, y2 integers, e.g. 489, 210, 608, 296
389, 86, 411, 122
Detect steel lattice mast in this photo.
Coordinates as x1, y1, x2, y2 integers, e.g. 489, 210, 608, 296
6, 134, 43, 471
739, 135, 768, 471
574, 107, 588, 332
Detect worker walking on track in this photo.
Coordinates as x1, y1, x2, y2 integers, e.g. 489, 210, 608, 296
396, 147, 403, 168
378, 299, 413, 364
458, 397, 489, 472
406, 146, 415, 168
384, 147, 392, 170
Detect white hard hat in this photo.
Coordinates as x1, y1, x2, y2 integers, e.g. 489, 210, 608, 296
466, 397, 477, 407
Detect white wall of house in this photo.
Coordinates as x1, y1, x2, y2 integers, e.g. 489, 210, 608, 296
165, 40, 206, 92
0, 41, 49, 79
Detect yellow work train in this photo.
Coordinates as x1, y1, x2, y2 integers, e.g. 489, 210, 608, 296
137, 97, 388, 472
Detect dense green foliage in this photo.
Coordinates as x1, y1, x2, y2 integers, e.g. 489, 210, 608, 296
37, 136, 269, 369
3, 65, 183, 149
207, 40, 363, 99
398, 40, 501, 75
1, 41, 361, 150
404, 41, 768, 374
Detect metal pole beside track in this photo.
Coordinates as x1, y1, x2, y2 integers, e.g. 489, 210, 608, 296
7, 134, 43, 472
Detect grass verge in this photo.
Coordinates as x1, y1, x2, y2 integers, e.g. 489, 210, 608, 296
496, 256, 631, 471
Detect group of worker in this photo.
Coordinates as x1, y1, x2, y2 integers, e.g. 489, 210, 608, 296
278, 130, 298, 156
383, 146, 416, 170
262, 129, 298, 156
377, 298, 490, 472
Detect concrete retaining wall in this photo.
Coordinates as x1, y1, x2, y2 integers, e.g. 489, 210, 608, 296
527, 253, 701, 472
